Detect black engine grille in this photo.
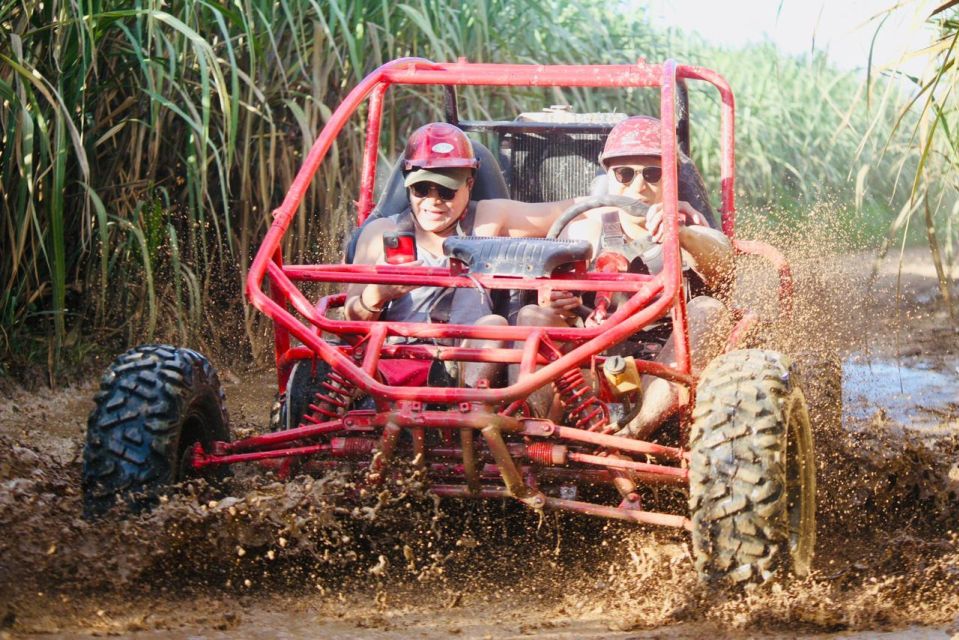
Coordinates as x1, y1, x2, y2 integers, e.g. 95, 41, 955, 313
501, 132, 606, 202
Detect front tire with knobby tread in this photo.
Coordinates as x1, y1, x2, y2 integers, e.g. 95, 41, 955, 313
82, 344, 230, 517
688, 349, 816, 587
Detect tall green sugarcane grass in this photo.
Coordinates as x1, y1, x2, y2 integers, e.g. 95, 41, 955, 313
669, 39, 920, 237
864, 1, 959, 321
0, 0, 924, 380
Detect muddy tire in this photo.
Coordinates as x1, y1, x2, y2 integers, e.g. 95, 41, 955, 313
82, 345, 230, 517
689, 349, 816, 586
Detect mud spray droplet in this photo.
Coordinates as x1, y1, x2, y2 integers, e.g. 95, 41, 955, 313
368, 555, 388, 576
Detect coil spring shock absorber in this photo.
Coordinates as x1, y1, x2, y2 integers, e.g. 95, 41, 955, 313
526, 442, 568, 466
554, 367, 609, 432
304, 370, 356, 423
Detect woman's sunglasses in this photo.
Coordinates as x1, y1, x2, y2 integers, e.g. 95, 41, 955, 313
409, 181, 459, 200
611, 166, 663, 186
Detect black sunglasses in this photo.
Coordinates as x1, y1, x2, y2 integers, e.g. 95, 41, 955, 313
611, 166, 663, 186
409, 181, 459, 200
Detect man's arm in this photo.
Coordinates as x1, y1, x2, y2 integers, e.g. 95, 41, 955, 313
343, 218, 420, 320
672, 201, 734, 292
472, 196, 595, 238
646, 201, 734, 293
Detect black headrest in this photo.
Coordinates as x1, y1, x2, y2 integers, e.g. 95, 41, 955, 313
344, 140, 508, 263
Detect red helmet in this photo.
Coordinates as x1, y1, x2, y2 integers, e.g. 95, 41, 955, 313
599, 116, 662, 167
403, 122, 479, 171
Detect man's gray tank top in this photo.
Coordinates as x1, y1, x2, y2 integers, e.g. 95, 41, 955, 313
380, 202, 493, 327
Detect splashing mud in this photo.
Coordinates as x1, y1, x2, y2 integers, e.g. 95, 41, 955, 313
1, 205, 958, 637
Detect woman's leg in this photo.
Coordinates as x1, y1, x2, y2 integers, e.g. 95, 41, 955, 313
617, 296, 731, 439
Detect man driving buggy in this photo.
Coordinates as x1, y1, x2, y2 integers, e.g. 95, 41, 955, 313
515, 115, 735, 440
345, 122, 591, 387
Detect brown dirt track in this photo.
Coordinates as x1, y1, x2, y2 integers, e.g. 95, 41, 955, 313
0, 244, 957, 639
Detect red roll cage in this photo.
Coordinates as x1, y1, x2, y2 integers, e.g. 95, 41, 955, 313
246, 58, 758, 405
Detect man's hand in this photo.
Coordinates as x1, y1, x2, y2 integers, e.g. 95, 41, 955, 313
539, 289, 582, 319
646, 200, 707, 243
363, 258, 423, 309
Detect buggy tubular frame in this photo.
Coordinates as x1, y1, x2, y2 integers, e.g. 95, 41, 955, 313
205, 59, 793, 528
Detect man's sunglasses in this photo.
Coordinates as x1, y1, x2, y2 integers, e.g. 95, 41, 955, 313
409, 181, 459, 200
611, 166, 663, 186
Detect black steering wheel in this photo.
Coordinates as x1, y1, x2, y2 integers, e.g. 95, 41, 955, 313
546, 195, 650, 240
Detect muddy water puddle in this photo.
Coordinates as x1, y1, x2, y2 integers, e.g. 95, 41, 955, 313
843, 355, 959, 430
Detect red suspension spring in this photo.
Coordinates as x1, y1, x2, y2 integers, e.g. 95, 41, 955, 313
554, 368, 609, 432
330, 437, 377, 457
525, 442, 567, 466
304, 370, 356, 423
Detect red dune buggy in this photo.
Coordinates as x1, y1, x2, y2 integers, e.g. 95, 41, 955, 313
83, 59, 817, 586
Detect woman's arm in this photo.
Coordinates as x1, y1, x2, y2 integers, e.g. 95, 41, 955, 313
647, 201, 734, 292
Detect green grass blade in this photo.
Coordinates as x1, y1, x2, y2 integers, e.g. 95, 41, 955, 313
113, 214, 157, 339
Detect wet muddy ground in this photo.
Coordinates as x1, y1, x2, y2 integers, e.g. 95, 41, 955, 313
1, 244, 958, 639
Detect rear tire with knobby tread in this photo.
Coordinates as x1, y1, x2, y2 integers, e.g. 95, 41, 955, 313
272, 360, 334, 431
688, 349, 816, 587
82, 344, 230, 517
